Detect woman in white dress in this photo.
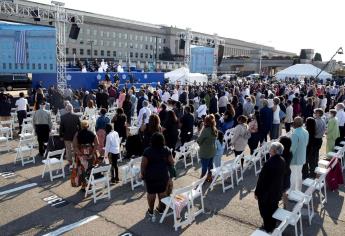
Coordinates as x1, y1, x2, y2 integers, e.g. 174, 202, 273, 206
84, 100, 97, 132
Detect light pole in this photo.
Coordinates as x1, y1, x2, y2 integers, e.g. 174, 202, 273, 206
315, 47, 343, 80
259, 45, 263, 75
87, 40, 94, 61
152, 36, 160, 71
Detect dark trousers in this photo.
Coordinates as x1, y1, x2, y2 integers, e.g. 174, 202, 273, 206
109, 153, 119, 180
200, 158, 213, 177
234, 150, 244, 167
303, 138, 322, 179
258, 198, 278, 233
35, 124, 50, 155
339, 126, 345, 140
285, 122, 292, 133
248, 133, 260, 154
17, 110, 27, 134
180, 131, 192, 145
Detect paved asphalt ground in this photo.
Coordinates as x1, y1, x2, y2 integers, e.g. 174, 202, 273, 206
1, 131, 345, 236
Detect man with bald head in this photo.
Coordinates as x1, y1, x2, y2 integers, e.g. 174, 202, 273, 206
60, 103, 80, 168
290, 116, 309, 191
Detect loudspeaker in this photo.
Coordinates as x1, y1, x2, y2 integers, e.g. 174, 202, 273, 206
179, 39, 185, 50
31, 10, 40, 21
218, 45, 224, 66
69, 24, 80, 40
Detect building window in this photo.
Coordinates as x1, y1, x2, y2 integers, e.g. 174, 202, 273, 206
163, 38, 166, 44
15, 63, 18, 69
124, 33, 127, 39
50, 64, 53, 70
129, 34, 133, 40
106, 41, 110, 47
150, 45, 153, 50
113, 41, 116, 47
140, 53, 143, 58
124, 42, 127, 48
107, 50, 110, 57
150, 54, 153, 59
140, 35, 143, 41
113, 51, 116, 57
80, 49, 84, 55
145, 45, 148, 50
80, 40, 84, 45
44, 64, 47, 70
101, 50, 104, 56
145, 53, 148, 58
135, 52, 138, 58
87, 29, 90, 35
26, 63, 29, 69
113, 32, 116, 38
93, 30, 97, 36
118, 32, 122, 39
20, 64, 24, 69
94, 50, 98, 56
2, 63, 6, 69
145, 36, 148, 42
87, 49, 91, 55
158, 38, 162, 43
130, 52, 133, 57
66, 48, 69, 54
100, 40, 104, 46
100, 31, 104, 37
106, 32, 109, 38
140, 44, 143, 49
135, 35, 138, 41
135, 44, 138, 49
38, 64, 41, 70
150, 37, 153, 42
9, 63, 12, 69
32, 63, 35, 69
119, 42, 122, 48
72, 48, 76, 54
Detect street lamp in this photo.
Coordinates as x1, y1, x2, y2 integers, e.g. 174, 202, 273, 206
315, 47, 343, 79
87, 40, 94, 61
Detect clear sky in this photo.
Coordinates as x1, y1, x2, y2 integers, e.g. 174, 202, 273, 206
34, 0, 344, 62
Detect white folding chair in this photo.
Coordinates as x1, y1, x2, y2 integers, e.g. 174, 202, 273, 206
210, 159, 234, 192
14, 138, 35, 166
1, 120, 13, 140
189, 175, 207, 217
243, 148, 262, 176
20, 124, 35, 139
288, 184, 316, 225
230, 153, 244, 185
85, 165, 111, 203
302, 168, 330, 207
0, 126, 10, 153
42, 149, 66, 181
175, 143, 193, 169
251, 219, 289, 236
327, 145, 345, 171
224, 128, 234, 154
129, 157, 144, 190
273, 201, 304, 236
160, 185, 194, 231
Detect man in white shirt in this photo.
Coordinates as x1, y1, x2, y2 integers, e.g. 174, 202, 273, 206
105, 124, 120, 183
137, 100, 151, 126
161, 90, 171, 103
197, 99, 207, 119
284, 100, 293, 132
15, 92, 28, 134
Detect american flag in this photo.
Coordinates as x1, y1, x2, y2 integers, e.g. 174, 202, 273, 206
15, 31, 27, 64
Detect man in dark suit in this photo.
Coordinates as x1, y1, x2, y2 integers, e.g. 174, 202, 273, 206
255, 142, 286, 233
259, 99, 273, 143
59, 103, 80, 167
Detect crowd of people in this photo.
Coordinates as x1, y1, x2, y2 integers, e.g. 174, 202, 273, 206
2, 75, 345, 232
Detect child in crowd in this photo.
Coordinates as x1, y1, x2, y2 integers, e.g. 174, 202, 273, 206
213, 131, 225, 168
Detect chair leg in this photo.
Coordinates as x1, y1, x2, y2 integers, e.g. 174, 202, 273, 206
42, 164, 46, 178
61, 162, 65, 179
159, 204, 170, 223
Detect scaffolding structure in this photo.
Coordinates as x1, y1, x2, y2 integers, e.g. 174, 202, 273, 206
177, 28, 225, 77
0, 0, 83, 91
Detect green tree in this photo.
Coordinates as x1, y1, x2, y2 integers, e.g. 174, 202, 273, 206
300, 49, 307, 59
314, 52, 322, 62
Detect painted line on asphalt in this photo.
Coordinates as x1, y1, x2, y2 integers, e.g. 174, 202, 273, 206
43, 215, 100, 236
0, 183, 37, 196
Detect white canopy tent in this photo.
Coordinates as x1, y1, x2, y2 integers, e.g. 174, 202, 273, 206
164, 67, 208, 84
275, 64, 332, 82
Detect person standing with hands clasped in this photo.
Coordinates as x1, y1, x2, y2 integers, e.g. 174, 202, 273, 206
255, 142, 286, 233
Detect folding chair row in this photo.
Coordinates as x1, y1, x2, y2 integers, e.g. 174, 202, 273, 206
121, 156, 144, 191
85, 164, 111, 203
42, 149, 66, 182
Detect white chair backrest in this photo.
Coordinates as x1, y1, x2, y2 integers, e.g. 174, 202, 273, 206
47, 149, 65, 160
91, 165, 111, 175
234, 153, 244, 167
19, 138, 34, 147
222, 159, 234, 168
131, 156, 142, 167
172, 184, 194, 196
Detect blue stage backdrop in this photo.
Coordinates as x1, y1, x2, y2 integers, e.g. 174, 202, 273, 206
32, 72, 165, 90
190, 46, 214, 74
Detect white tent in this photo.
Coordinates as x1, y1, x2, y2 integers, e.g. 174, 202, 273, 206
275, 64, 332, 82
164, 67, 208, 84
